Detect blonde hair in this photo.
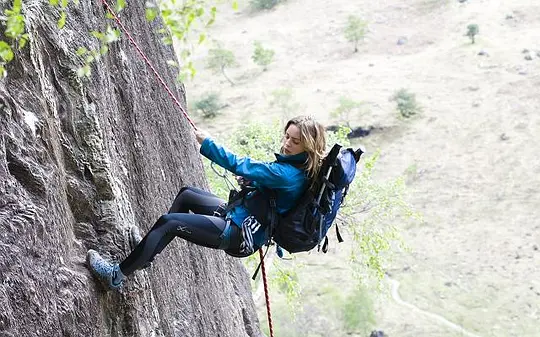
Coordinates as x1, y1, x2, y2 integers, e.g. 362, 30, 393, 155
283, 115, 326, 185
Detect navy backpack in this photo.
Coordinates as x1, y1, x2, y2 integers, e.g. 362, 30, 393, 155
272, 143, 363, 253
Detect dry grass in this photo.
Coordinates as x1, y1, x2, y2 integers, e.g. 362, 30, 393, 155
185, 0, 540, 335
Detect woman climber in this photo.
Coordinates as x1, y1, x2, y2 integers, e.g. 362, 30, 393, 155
86, 115, 327, 290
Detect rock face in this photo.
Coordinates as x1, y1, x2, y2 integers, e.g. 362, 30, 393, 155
0, 1, 261, 336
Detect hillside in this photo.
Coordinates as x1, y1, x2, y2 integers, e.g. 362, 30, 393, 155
185, 0, 540, 336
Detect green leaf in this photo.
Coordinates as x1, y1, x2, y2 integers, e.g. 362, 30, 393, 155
100, 45, 108, 55
91, 31, 104, 40
18, 37, 27, 49
116, 0, 126, 12
57, 11, 67, 29
0, 65, 5, 79
187, 12, 195, 25
232, 1, 238, 10
207, 6, 216, 26
103, 26, 120, 44
61, 0, 68, 9
172, 29, 185, 41
49, 0, 59, 5
13, 0, 22, 11
161, 35, 173, 45
145, 7, 158, 22
176, 71, 186, 83
106, 12, 114, 19
5, 14, 25, 39
198, 33, 206, 44
188, 62, 196, 77
86, 54, 94, 63
76, 64, 91, 77
76, 47, 87, 56
0, 42, 14, 62
161, 9, 171, 17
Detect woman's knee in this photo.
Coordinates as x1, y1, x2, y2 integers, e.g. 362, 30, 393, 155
159, 213, 178, 224
178, 186, 190, 194
169, 187, 193, 213
174, 187, 190, 201
157, 213, 195, 231
151, 213, 175, 230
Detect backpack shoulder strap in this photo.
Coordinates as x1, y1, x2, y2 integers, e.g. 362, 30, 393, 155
226, 186, 279, 244
224, 187, 255, 213
262, 188, 278, 243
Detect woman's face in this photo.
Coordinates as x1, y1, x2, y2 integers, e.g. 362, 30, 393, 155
281, 124, 305, 155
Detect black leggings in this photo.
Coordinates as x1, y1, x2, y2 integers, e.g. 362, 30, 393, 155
119, 187, 241, 276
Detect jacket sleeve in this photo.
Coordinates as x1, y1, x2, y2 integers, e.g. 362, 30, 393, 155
200, 137, 292, 189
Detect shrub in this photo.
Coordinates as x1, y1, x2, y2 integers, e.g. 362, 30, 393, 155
206, 48, 238, 85
344, 15, 367, 52
466, 24, 479, 44
250, 0, 282, 11
252, 41, 275, 71
331, 96, 364, 127
390, 89, 421, 118
268, 88, 300, 120
193, 92, 222, 119
341, 286, 376, 334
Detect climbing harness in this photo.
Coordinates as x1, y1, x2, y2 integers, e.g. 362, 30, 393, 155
99, 1, 274, 335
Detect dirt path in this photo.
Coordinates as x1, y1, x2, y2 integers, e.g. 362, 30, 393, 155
387, 277, 483, 337
190, 0, 540, 334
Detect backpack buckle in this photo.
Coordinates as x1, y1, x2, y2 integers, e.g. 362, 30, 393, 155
213, 202, 228, 218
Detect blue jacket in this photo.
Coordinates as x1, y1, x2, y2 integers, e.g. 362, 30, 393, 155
200, 138, 308, 247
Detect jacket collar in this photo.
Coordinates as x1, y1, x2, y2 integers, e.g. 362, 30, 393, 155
274, 151, 308, 165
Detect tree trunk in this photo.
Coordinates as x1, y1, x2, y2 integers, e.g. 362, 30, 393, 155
0, 1, 261, 337
221, 65, 235, 86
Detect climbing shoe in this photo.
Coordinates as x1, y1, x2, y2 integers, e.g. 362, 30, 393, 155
128, 226, 152, 270
86, 249, 124, 290
129, 226, 143, 250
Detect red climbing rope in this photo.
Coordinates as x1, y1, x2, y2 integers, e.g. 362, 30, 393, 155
99, 2, 275, 336
100, 0, 196, 129
259, 248, 274, 337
